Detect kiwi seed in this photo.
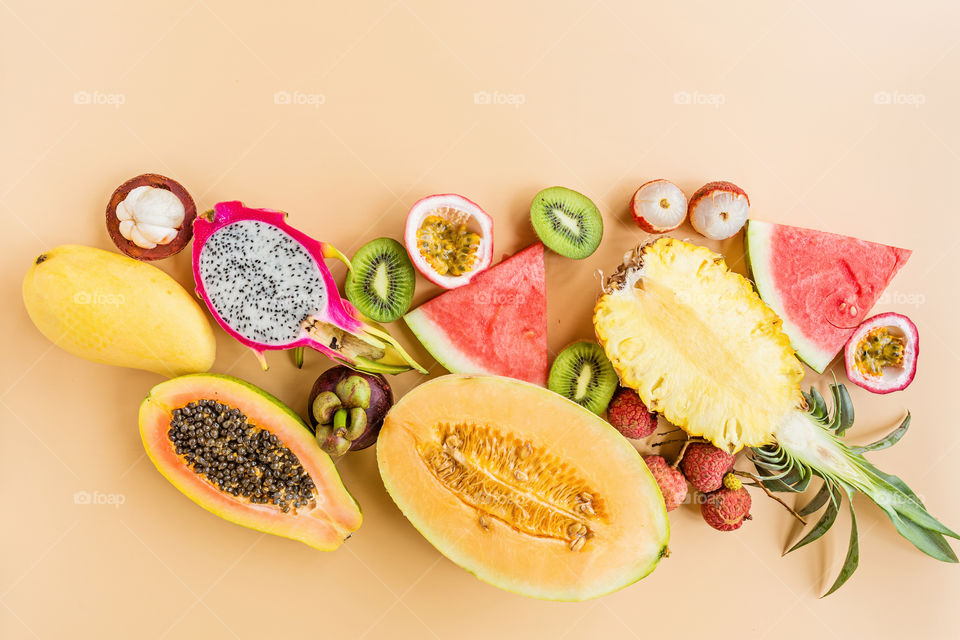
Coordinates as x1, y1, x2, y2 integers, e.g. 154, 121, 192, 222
547, 341, 618, 415
530, 186, 603, 259
345, 238, 415, 323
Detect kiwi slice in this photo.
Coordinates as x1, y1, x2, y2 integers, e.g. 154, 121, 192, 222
530, 186, 603, 259
345, 238, 415, 323
547, 341, 618, 415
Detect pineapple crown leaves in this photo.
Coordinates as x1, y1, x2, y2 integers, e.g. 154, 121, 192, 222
749, 383, 958, 596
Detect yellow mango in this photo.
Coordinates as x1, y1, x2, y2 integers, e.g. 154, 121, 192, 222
22, 245, 215, 376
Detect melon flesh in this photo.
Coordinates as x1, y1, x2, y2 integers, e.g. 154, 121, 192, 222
745, 221, 911, 373
404, 244, 548, 385
377, 374, 669, 601
140, 374, 362, 550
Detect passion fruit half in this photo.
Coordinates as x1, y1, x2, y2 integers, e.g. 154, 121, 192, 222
843, 312, 918, 394
404, 193, 493, 289
106, 173, 196, 260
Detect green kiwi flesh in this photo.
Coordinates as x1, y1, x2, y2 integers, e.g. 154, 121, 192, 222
547, 341, 618, 415
345, 238, 415, 323
530, 186, 603, 259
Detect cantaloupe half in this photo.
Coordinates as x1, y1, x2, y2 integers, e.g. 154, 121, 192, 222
377, 375, 669, 601
140, 374, 362, 550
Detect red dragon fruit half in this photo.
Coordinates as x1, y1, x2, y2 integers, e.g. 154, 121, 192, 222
192, 201, 426, 374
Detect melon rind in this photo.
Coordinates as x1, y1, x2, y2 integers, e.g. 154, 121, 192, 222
403, 308, 498, 377
744, 220, 835, 373
377, 374, 670, 601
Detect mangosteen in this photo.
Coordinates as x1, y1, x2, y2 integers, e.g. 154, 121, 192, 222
106, 173, 196, 260
307, 366, 393, 456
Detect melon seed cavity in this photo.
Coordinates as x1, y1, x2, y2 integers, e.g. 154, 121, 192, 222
417, 422, 603, 551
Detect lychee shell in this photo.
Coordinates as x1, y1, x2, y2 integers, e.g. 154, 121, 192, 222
643, 455, 687, 512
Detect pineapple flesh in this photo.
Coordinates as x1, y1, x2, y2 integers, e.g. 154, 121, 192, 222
594, 238, 803, 451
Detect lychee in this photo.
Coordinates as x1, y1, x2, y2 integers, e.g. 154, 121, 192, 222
688, 181, 749, 240
700, 481, 752, 531
680, 442, 735, 492
630, 179, 688, 234
643, 455, 687, 511
606, 387, 657, 439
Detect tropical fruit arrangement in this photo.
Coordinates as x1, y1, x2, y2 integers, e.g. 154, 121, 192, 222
22, 173, 953, 601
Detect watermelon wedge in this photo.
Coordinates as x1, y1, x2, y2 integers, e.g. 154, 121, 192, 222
404, 244, 548, 385
745, 220, 911, 373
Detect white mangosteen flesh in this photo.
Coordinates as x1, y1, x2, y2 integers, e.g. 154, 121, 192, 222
116, 185, 186, 249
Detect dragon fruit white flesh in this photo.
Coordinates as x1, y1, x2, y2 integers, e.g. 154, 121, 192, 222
193, 201, 426, 374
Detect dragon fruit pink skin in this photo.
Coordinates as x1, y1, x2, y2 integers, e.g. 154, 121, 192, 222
192, 201, 426, 374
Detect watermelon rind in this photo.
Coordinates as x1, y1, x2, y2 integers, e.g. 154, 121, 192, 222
403, 307, 497, 376
744, 220, 836, 373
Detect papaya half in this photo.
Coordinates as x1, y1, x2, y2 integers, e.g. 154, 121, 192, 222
377, 374, 669, 601
140, 374, 362, 550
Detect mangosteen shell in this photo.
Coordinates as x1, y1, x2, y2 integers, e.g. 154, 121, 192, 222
106, 173, 197, 261
307, 367, 393, 451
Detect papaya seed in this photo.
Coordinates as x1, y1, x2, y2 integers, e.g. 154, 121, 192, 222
311, 391, 342, 425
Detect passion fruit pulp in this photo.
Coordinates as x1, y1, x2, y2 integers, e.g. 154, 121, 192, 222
404, 194, 493, 289
843, 312, 918, 394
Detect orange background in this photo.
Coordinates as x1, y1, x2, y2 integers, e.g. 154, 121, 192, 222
3, 1, 959, 638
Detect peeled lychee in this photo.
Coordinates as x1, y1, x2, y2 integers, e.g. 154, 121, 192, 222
700, 483, 752, 531
606, 387, 657, 438
680, 442, 735, 492
688, 181, 749, 240
643, 455, 687, 511
630, 179, 688, 234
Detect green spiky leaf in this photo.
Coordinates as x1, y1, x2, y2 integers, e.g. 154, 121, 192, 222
831, 384, 855, 436
886, 509, 959, 563
850, 413, 910, 454
753, 383, 957, 595
799, 482, 833, 517
856, 458, 960, 540
788, 485, 841, 554
822, 494, 859, 597
803, 388, 829, 423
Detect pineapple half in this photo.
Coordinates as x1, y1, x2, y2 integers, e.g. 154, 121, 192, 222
594, 238, 803, 451
594, 237, 957, 595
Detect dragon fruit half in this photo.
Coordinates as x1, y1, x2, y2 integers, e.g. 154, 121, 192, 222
192, 201, 426, 374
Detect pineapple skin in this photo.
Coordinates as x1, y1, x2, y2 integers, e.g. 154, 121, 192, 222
593, 238, 804, 452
